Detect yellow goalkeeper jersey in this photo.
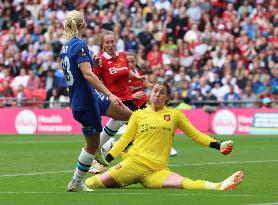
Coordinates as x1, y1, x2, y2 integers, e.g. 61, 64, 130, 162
109, 106, 216, 170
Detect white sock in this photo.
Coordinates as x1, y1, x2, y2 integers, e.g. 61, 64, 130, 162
72, 148, 94, 182
205, 181, 219, 190
100, 119, 126, 147
102, 138, 116, 155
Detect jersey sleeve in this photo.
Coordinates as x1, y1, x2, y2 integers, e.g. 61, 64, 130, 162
108, 112, 138, 158
177, 110, 216, 146
74, 41, 90, 64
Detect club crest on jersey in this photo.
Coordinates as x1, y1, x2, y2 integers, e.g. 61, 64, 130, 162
164, 115, 170, 121
114, 163, 122, 170
119, 57, 125, 62
81, 48, 86, 56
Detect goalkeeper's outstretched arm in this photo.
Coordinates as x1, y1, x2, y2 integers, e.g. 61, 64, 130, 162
177, 111, 233, 155
105, 112, 138, 163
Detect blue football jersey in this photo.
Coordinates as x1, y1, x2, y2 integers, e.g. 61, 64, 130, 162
60, 37, 97, 111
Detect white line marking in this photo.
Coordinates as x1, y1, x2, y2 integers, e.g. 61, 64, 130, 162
169, 159, 278, 167
0, 170, 72, 177
0, 192, 53, 194
248, 202, 278, 205
0, 140, 81, 144
1, 159, 277, 178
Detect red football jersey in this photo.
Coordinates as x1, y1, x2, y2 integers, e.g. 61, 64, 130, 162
93, 52, 133, 101
128, 68, 148, 107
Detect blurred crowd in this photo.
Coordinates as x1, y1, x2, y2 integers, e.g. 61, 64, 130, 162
0, 0, 277, 108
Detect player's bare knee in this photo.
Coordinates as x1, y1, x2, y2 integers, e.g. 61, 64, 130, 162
162, 174, 184, 188
163, 180, 182, 188
99, 172, 120, 188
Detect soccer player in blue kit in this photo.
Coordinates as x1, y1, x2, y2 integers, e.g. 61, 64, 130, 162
60, 10, 132, 192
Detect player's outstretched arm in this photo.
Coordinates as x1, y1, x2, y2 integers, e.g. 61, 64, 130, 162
80, 61, 124, 108
105, 112, 138, 163
177, 110, 233, 155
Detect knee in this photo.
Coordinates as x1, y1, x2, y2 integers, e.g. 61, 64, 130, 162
169, 178, 184, 188
99, 172, 121, 188
162, 176, 184, 188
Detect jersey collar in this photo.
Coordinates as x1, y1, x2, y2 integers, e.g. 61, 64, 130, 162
147, 105, 167, 112
103, 51, 119, 59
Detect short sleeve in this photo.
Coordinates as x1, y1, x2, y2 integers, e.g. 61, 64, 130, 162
75, 42, 90, 64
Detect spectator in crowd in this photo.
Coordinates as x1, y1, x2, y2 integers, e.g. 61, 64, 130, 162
224, 85, 241, 108
26, 70, 40, 90
241, 86, 257, 108
16, 84, 26, 107
191, 88, 204, 108
211, 81, 223, 101
44, 67, 59, 103
10, 68, 29, 92
186, 1, 202, 23
203, 90, 218, 107
49, 88, 69, 108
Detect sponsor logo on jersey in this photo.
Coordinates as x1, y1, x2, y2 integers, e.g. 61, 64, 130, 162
164, 115, 171, 121
109, 66, 128, 74
108, 61, 112, 64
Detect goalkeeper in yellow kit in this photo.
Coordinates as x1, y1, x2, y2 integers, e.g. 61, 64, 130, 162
85, 81, 244, 190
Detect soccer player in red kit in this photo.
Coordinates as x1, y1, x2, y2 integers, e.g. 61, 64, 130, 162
89, 30, 143, 173
127, 52, 149, 108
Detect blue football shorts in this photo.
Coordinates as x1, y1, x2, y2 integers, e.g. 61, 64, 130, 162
73, 92, 111, 137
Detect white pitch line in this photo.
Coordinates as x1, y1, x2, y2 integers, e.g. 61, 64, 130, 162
247, 202, 278, 205
1, 159, 277, 178
0, 170, 72, 177
0, 192, 53, 194
0, 140, 81, 144
169, 159, 278, 167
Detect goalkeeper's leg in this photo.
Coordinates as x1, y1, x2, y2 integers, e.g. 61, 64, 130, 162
144, 170, 244, 190
170, 171, 244, 190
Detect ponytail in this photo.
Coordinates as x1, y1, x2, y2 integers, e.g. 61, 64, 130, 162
62, 10, 85, 42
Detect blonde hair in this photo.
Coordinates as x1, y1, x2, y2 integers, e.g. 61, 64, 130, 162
62, 10, 85, 42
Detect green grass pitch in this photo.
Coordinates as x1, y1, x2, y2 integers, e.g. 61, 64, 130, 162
0, 134, 278, 205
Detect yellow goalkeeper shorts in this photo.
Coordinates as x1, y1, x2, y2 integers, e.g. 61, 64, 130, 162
109, 157, 172, 188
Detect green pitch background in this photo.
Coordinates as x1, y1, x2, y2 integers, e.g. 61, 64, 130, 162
0, 134, 278, 205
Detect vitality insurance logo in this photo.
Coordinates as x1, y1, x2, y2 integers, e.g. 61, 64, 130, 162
15, 110, 37, 134
212, 110, 237, 135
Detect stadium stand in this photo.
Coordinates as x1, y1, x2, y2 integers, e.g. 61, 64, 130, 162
0, 0, 277, 108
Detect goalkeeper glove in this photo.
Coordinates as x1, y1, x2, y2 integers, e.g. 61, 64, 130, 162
220, 140, 233, 155
209, 140, 234, 155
